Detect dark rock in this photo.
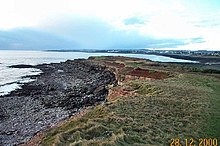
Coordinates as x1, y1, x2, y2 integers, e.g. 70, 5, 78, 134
8, 64, 34, 68
0, 107, 7, 120
0, 59, 116, 145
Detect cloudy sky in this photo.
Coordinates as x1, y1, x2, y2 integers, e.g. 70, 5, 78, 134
0, 0, 219, 50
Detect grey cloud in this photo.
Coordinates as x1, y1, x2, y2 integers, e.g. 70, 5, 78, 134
0, 28, 79, 50
42, 16, 202, 49
0, 16, 205, 50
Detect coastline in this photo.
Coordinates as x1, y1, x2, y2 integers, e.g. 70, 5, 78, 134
149, 53, 220, 63
0, 50, 201, 97
0, 59, 116, 145
1, 56, 220, 145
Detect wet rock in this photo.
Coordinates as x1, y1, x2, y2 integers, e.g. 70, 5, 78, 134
8, 64, 34, 68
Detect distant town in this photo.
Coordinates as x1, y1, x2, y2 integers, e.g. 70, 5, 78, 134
48, 49, 220, 64
49, 48, 220, 57
49, 49, 220, 56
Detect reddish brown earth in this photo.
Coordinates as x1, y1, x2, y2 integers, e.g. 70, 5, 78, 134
127, 67, 169, 79
92, 56, 170, 81
108, 86, 136, 100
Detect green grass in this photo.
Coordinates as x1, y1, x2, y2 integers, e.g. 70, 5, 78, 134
40, 57, 220, 146
202, 80, 220, 138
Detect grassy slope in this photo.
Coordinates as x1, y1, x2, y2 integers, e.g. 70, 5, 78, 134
40, 57, 220, 146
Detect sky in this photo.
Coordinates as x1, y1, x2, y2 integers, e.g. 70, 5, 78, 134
0, 0, 220, 50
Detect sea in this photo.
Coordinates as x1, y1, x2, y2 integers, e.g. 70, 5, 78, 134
0, 50, 196, 96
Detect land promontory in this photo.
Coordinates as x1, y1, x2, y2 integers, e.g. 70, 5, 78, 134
0, 59, 116, 145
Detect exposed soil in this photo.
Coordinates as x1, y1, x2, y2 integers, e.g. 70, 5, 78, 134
127, 67, 169, 79
108, 86, 136, 100
90, 56, 170, 81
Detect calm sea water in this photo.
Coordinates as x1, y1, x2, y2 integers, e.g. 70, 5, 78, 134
0, 50, 196, 96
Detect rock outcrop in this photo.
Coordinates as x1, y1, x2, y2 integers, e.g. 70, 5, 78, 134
0, 59, 116, 146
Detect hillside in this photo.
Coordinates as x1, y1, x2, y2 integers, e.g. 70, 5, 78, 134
24, 56, 220, 146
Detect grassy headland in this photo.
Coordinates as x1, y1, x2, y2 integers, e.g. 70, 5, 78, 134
38, 56, 220, 146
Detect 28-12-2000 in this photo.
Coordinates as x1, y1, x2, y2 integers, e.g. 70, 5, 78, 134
170, 138, 218, 146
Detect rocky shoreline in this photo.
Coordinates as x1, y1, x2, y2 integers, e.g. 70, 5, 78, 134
0, 59, 116, 146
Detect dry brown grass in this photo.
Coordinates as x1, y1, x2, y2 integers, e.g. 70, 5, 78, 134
36, 56, 220, 146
